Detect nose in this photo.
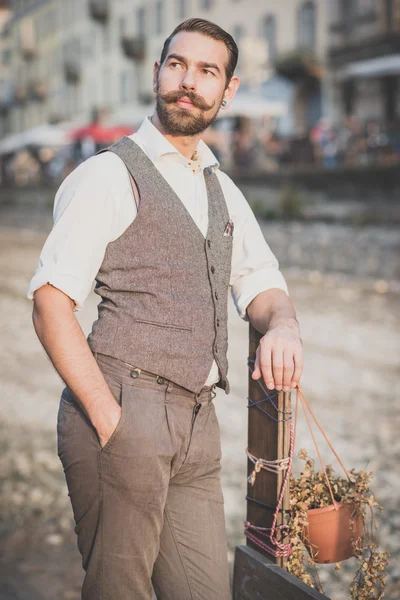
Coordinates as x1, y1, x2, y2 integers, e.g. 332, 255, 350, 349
180, 69, 196, 92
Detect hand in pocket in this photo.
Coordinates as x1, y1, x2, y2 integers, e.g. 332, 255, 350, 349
95, 403, 122, 448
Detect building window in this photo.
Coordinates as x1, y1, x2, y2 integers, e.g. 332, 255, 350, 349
155, 1, 163, 35
119, 17, 126, 38
384, 0, 393, 31
177, 0, 186, 20
103, 24, 111, 53
137, 7, 145, 35
340, 0, 357, 34
103, 68, 111, 105
120, 72, 129, 103
232, 25, 244, 44
261, 15, 276, 61
75, 38, 81, 63
342, 79, 355, 116
382, 75, 397, 122
340, 0, 357, 22
298, 1, 316, 51
1, 49, 11, 65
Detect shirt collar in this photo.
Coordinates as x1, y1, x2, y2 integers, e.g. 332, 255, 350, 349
129, 116, 220, 171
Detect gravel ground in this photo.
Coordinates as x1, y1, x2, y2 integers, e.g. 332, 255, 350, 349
0, 210, 399, 599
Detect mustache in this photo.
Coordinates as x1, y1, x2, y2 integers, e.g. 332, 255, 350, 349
158, 89, 216, 111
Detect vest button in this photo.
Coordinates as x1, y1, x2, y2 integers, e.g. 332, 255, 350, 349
217, 318, 220, 327
207, 239, 211, 248
210, 265, 215, 274
130, 369, 140, 379
156, 376, 165, 385
215, 291, 218, 300
215, 345, 218, 353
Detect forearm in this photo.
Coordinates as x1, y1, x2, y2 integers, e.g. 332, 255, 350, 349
246, 288, 298, 335
32, 284, 119, 435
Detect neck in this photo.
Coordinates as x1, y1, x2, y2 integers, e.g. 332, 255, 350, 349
150, 111, 202, 160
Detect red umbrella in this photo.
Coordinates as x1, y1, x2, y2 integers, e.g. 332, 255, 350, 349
70, 123, 134, 143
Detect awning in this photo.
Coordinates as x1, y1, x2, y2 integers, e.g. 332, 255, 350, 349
223, 92, 287, 119
0, 124, 71, 155
338, 54, 400, 80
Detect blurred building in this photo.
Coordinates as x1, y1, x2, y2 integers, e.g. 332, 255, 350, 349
327, 0, 400, 124
0, 0, 328, 137
0, 0, 12, 137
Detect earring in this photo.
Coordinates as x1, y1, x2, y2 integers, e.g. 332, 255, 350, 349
221, 100, 227, 107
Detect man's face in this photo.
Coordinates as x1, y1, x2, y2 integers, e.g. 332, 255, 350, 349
154, 31, 230, 136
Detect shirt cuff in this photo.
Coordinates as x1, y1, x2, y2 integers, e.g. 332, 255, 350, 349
27, 271, 89, 311
231, 269, 289, 322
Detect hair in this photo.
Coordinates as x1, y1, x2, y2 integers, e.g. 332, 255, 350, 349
159, 18, 239, 86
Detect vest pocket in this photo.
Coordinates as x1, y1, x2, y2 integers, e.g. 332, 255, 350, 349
221, 233, 234, 243
133, 318, 192, 332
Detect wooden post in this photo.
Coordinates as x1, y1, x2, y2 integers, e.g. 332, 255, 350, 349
246, 323, 291, 568
233, 323, 330, 600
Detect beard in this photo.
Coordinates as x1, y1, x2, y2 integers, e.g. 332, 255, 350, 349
155, 85, 223, 136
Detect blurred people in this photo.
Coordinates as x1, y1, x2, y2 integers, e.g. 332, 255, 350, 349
261, 131, 284, 171
232, 116, 258, 169
344, 115, 365, 166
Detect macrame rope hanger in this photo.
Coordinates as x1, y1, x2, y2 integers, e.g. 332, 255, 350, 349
245, 357, 352, 559
245, 358, 294, 559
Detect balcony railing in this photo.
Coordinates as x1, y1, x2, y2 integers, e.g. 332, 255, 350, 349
0, 81, 13, 113
21, 44, 36, 61
89, 0, 109, 23
330, 9, 378, 34
274, 50, 323, 82
121, 35, 146, 61
64, 58, 81, 84
29, 79, 47, 102
329, 32, 400, 67
19, 18, 36, 61
14, 84, 28, 105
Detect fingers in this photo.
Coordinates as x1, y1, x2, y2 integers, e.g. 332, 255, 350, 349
291, 345, 303, 389
282, 350, 294, 391
251, 347, 262, 380
258, 342, 274, 390
271, 346, 283, 391
252, 335, 303, 392
258, 345, 302, 392
268, 349, 292, 392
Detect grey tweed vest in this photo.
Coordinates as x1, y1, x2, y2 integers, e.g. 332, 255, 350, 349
87, 137, 232, 395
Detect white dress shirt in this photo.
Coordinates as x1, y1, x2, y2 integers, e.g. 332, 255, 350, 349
27, 116, 288, 386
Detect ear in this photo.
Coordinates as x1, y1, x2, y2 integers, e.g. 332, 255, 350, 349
221, 75, 240, 110
153, 61, 160, 94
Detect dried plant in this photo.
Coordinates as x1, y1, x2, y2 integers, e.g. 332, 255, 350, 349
286, 449, 389, 599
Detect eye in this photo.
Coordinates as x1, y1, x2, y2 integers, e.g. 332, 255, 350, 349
170, 62, 183, 69
202, 69, 214, 76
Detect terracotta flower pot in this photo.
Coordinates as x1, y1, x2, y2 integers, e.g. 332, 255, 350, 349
303, 502, 363, 564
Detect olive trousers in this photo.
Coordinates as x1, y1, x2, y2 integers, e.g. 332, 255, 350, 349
57, 352, 231, 600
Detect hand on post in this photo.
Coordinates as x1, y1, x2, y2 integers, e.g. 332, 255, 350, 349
251, 317, 303, 392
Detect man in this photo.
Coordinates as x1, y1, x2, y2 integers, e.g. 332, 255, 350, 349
29, 18, 302, 600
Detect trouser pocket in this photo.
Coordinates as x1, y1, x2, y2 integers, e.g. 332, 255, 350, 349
57, 387, 102, 565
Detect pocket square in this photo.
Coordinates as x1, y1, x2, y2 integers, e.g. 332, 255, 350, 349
223, 219, 234, 236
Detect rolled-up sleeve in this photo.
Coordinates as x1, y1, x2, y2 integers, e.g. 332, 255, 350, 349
219, 174, 288, 322
27, 154, 130, 310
